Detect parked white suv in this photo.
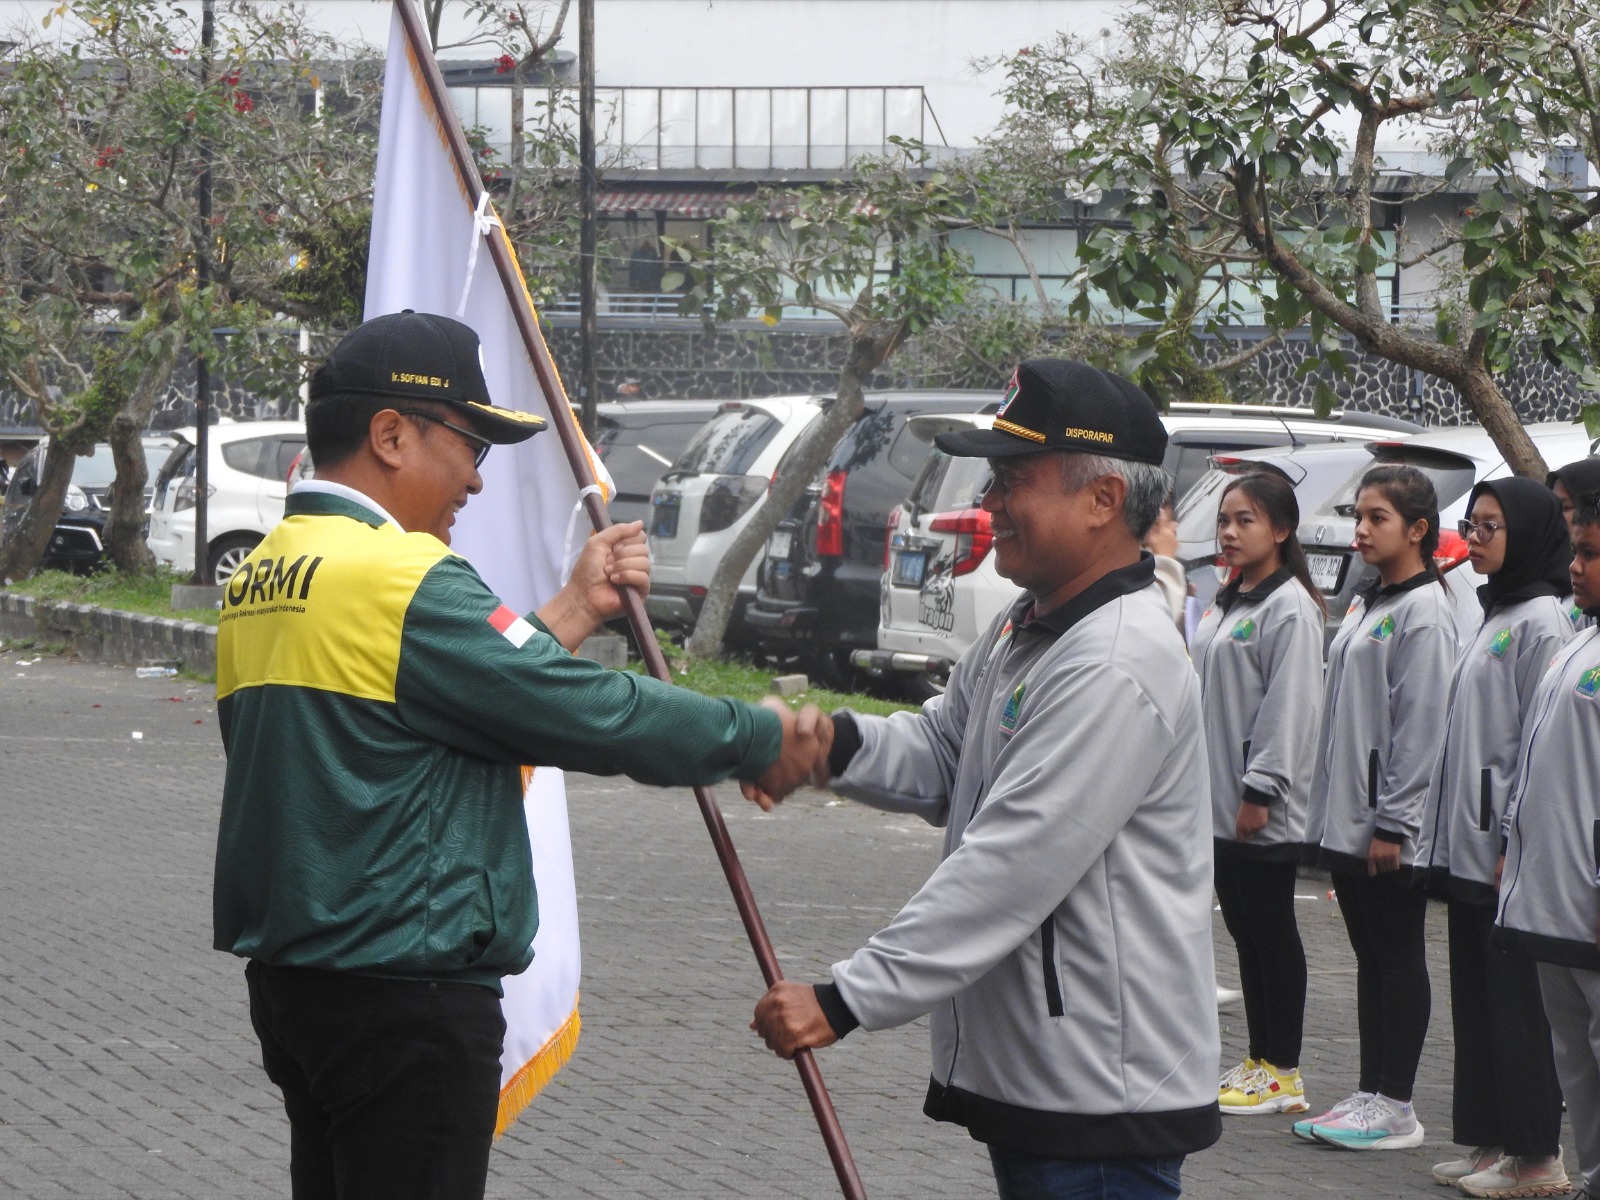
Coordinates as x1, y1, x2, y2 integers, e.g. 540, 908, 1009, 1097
861, 404, 1424, 694
146, 420, 306, 584
645, 395, 821, 639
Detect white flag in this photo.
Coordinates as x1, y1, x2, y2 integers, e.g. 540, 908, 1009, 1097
366, 1, 606, 1133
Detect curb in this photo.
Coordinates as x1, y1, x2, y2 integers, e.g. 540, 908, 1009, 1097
0, 593, 216, 673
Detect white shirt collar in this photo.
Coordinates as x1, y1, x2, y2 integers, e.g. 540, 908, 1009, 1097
290, 479, 403, 530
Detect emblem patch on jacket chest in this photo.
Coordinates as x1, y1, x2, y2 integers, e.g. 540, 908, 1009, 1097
999, 683, 1026, 734
1230, 616, 1256, 643
1487, 628, 1513, 660
1367, 613, 1396, 643
1577, 663, 1600, 700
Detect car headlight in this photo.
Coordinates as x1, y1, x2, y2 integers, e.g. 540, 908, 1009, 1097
63, 484, 89, 513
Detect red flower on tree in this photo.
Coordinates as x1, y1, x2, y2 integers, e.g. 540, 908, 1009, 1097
495, 54, 516, 74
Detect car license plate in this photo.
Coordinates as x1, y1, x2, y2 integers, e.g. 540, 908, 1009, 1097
892, 550, 926, 587
768, 530, 792, 559
1307, 552, 1344, 592
650, 500, 680, 538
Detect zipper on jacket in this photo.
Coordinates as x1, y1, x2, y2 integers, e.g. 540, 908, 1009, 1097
1479, 769, 1493, 833
1367, 749, 1379, 810
1039, 919, 1065, 1018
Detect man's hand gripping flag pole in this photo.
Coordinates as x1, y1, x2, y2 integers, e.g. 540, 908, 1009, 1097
381, 3, 867, 1195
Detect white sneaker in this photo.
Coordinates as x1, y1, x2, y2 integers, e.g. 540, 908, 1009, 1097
1433, 1147, 1503, 1185
1457, 1153, 1572, 1197
1309, 1092, 1424, 1151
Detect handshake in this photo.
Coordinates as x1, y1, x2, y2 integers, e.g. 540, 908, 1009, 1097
741, 698, 837, 810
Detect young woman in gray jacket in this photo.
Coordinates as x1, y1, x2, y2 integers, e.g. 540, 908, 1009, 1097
1298, 465, 1459, 1152
1192, 471, 1325, 1118
1497, 496, 1600, 1200
1418, 479, 1574, 1196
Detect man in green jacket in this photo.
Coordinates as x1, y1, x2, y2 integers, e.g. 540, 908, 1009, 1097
213, 311, 811, 1200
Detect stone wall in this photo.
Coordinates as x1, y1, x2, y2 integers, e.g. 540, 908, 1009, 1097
1, 321, 1589, 430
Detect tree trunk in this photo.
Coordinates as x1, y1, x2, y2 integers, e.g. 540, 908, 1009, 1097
0, 439, 84, 583
1460, 367, 1548, 479
683, 328, 894, 658
103, 332, 181, 572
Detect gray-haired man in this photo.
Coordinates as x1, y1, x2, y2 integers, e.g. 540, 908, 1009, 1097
751, 360, 1221, 1199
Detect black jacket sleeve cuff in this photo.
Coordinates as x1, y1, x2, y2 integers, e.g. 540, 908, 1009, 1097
1240, 785, 1276, 808
812, 982, 860, 1039
828, 712, 863, 778
1371, 827, 1406, 845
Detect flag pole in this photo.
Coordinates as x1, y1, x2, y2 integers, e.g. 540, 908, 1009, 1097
388, 5, 866, 1197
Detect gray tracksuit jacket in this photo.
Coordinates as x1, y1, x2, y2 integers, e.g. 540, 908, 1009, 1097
827, 558, 1223, 1160
1418, 595, 1575, 904
1191, 568, 1325, 859
1308, 573, 1461, 872
1497, 627, 1600, 970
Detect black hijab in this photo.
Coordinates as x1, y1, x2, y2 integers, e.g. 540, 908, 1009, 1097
1467, 477, 1572, 615
1547, 456, 1600, 507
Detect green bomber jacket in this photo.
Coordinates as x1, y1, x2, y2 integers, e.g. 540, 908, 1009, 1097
212, 490, 780, 990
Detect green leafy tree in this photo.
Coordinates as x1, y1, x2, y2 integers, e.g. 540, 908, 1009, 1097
669, 145, 978, 658
0, 0, 382, 579
997, 0, 1600, 475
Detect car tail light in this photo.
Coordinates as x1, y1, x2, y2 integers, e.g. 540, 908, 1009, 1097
815, 468, 847, 557
698, 475, 767, 533
1435, 529, 1471, 572
173, 478, 215, 513
929, 507, 993, 576
884, 505, 901, 569
1213, 553, 1238, 586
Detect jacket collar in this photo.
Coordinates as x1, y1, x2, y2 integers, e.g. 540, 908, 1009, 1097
1216, 564, 1293, 615
1352, 566, 1437, 607
1010, 554, 1158, 637
284, 487, 391, 529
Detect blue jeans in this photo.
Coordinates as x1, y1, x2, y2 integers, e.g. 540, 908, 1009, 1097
988, 1145, 1184, 1200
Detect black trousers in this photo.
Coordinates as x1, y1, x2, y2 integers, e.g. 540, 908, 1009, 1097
1214, 854, 1307, 1069
1447, 900, 1563, 1155
1331, 870, 1431, 1102
246, 961, 507, 1200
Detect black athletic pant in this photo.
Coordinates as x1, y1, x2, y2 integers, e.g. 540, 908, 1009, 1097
1447, 900, 1563, 1156
1331, 869, 1431, 1102
1214, 853, 1307, 1069
246, 961, 506, 1200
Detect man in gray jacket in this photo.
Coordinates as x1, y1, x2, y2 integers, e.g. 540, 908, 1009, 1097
750, 360, 1221, 1199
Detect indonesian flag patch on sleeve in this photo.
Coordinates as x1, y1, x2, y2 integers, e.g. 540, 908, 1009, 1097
488, 604, 536, 649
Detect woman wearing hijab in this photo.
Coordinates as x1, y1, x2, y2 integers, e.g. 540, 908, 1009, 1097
1417, 478, 1576, 1197
1548, 456, 1600, 539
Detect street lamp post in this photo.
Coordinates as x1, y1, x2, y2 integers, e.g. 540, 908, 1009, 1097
578, 0, 597, 439
190, 0, 214, 587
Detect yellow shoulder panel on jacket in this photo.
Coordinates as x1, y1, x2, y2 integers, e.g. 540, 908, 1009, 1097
216, 514, 452, 703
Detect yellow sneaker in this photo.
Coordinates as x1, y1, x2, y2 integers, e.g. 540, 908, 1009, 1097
1220, 1060, 1309, 1115
1219, 1057, 1257, 1094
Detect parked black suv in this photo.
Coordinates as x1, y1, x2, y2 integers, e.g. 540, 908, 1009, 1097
1, 437, 177, 573
745, 390, 997, 688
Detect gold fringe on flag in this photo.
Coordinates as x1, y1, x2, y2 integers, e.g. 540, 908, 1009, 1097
495, 1000, 581, 1138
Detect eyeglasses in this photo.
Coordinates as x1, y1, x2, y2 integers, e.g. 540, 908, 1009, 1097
398, 409, 492, 469
1456, 518, 1505, 543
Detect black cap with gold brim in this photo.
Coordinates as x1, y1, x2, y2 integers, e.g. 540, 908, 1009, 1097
935, 359, 1166, 466
458, 400, 546, 444
310, 310, 546, 445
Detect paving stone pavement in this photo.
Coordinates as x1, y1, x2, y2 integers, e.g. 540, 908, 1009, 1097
0, 648, 1579, 1198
